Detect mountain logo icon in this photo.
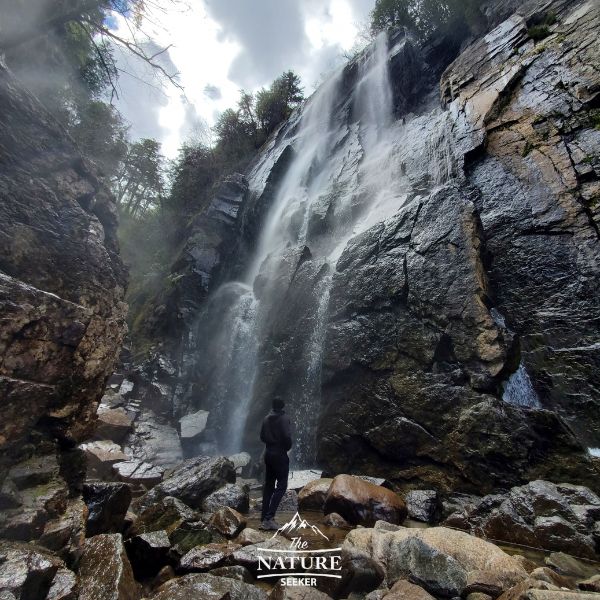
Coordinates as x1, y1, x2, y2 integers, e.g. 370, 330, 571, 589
272, 512, 329, 541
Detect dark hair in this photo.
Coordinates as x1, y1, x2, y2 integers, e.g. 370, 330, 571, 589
272, 397, 285, 410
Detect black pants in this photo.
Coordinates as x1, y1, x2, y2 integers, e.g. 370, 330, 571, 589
261, 448, 289, 521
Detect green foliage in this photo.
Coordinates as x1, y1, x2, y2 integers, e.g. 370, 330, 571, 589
370, 0, 484, 41
256, 71, 304, 135
527, 11, 557, 42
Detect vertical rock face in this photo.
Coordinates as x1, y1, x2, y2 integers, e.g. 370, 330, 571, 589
0, 61, 127, 468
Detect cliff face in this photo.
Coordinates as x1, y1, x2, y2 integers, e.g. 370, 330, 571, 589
0, 61, 127, 472
136, 0, 599, 493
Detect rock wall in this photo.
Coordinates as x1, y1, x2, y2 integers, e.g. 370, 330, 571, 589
0, 61, 127, 473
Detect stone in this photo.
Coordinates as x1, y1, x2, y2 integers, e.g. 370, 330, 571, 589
343, 526, 527, 597
319, 553, 385, 599
255, 489, 299, 514
83, 481, 132, 536
324, 475, 407, 526
112, 460, 164, 487
201, 483, 249, 513
447, 481, 600, 559
95, 406, 133, 442
38, 498, 88, 562
579, 576, 600, 592
227, 452, 251, 475
8, 454, 60, 490
129, 496, 197, 537
80, 441, 128, 478
151, 573, 268, 600
178, 543, 241, 572
545, 553, 599, 579
466, 594, 493, 600
179, 410, 210, 456
78, 534, 139, 600
209, 565, 253, 583
270, 581, 333, 599
230, 537, 290, 574
209, 507, 247, 538
46, 568, 77, 600
151, 565, 177, 589
287, 470, 324, 491
125, 530, 171, 579
386, 579, 436, 599
323, 512, 351, 528
0, 541, 64, 600
405, 490, 442, 523
169, 520, 214, 557
235, 527, 268, 546
139, 456, 236, 510
298, 479, 333, 511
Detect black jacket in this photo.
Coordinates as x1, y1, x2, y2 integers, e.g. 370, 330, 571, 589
260, 409, 292, 452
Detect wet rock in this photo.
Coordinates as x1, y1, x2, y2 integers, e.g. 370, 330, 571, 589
169, 520, 214, 557
445, 481, 600, 559
179, 410, 209, 456
151, 572, 268, 600
80, 440, 128, 478
83, 481, 132, 536
545, 553, 598, 579
201, 483, 249, 513
528, 567, 572, 589
209, 565, 253, 583
255, 489, 299, 514
299, 479, 333, 511
287, 470, 325, 491
235, 527, 267, 546
129, 496, 197, 537
209, 507, 247, 538
8, 454, 61, 489
39, 498, 88, 562
271, 581, 333, 599
579, 575, 600, 592
78, 534, 139, 600
125, 530, 171, 579
230, 537, 289, 574
178, 542, 241, 572
139, 456, 236, 511
112, 460, 164, 488
0, 541, 64, 600
95, 406, 133, 442
228, 452, 251, 475
323, 512, 351, 528
386, 579, 436, 599
319, 553, 385, 599
46, 568, 77, 600
324, 475, 407, 526
405, 490, 442, 523
343, 526, 527, 597
150, 565, 176, 590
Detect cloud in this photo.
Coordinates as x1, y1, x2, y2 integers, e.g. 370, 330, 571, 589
203, 84, 222, 100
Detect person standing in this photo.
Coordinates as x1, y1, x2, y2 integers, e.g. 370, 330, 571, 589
259, 397, 292, 530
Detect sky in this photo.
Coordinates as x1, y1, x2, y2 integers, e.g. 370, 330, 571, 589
111, 0, 375, 157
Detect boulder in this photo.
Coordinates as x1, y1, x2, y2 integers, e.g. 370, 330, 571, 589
579, 575, 600, 593
0, 541, 64, 600
169, 520, 214, 557
201, 483, 249, 513
318, 553, 385, 599
138, 456, 236, 510
270, 581, 333, 599
405, 490, 441, 523
299, 479, 333, 511
80, 441, 128, 478
227, 453, 251, 475
343, 526, 527, 597
128, 496, 197, 537
324, 475, 407, 526
46, 568, 77, 600
323, 512, 351, 528
386, 579, 436, 599
38, 498, 88, 562
209, 507, 247, 538
178, 543, 241, 572
287, 470, 324, 491
235, 527, 268, 546
112, 460, 164, 487
95, 406, 133, 442
445, 481, 600, 559
83, 482, 132, 536
78, 534, 139, 600
125, 530, 171, 579
230, 537, 290, 575
179, 410, 210, 456
209, 565, 253, 582
151, 573, 268, 600
545, 553, 599, 579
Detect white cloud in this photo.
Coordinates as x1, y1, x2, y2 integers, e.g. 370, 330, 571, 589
111, 0, 373, 157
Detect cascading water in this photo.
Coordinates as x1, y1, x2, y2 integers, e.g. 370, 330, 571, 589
191, 31, 464, 464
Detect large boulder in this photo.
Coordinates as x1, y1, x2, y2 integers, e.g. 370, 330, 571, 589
208, 507, 247, 539
324, 475, 407, 526
343, 525, 527, 598
83, 482, 132, 536
444, 480, 600, 559
201, 483, 249, 513
0, 541, 64, 600
125, 530, 171, 579
78, 534, 139, 600
299, 479, 333, 511
138, 456, 236, 511
405, 490, 442, 523
128, 496, 197, 537
178, 542, 241, 573
95, 406, 133, 443
151, 572, 267, 600
0, 63, 126, 475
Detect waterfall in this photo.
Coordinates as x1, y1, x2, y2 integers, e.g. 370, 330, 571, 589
192, 31, 411, 465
